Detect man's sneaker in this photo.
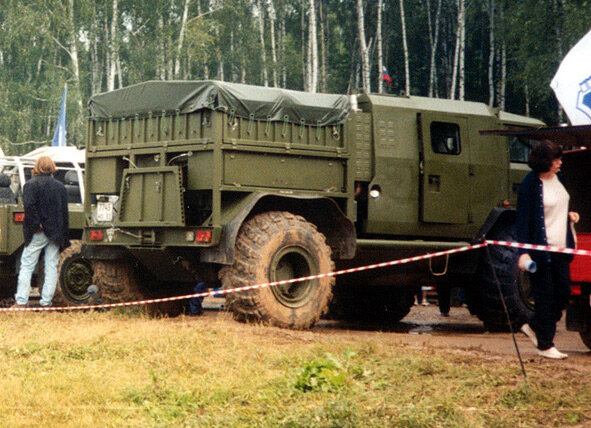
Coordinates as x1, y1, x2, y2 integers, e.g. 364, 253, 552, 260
537, 347, 568, 359
520, 323, 538, 347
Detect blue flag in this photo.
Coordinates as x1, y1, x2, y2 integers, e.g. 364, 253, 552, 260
52, 86, 67, 147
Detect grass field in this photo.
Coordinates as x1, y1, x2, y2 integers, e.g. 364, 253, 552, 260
0, 309, 589, 427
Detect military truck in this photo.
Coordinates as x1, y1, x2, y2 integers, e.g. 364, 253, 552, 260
0, 146, 87, 306
77, 80, 543, 329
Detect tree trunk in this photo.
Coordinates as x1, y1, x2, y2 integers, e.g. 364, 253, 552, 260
308, 0, 318, 93
488, 0, 495, 106
498, 40, 506, 110
67, 0, 84, 143
90, 5, 102, 95
107, 0, 119, 91
157, 15, 166, 80
175, 0, 191, 78
268, 0, 278, 87
281, 19, 287, 87
319, 1, 328, 93
356, 0, 370, 92
256, 0, 268, 86
458, 0, 466, 101
399, 0, 410, 95
426, 0, 442, 97
376, 0, 384, 93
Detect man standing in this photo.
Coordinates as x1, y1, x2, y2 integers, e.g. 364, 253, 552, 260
13, 156, 69, 308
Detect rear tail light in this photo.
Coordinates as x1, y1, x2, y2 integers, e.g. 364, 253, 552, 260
571, 284, 582, 296
13, 212, 24, 223
195, 230, 212, 243
89, 230, 103, 241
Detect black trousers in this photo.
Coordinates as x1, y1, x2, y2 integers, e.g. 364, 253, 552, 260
529, 253, 571, 351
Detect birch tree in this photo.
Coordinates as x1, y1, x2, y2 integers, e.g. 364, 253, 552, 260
426, 0, 442, 97
376, 0, 384, 93
107, 0, 119, 91
255, 0, 268, 86
356, 0, 370, 92
267, 0, 278, 87
307, 0, 318, 93
450, 0, 466, 100
174, 0, 191, 78
400, 0, 410, 95
488, 0, 495, 106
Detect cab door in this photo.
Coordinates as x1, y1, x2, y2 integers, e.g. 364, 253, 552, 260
419, 114, 470, 224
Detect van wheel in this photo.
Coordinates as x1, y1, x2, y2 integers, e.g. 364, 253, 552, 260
220, 211, 334, 329
467, 221, 533, 332
54, 240, 94, 306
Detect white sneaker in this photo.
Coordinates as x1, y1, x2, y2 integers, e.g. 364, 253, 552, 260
520, 323, 538, 348
537, 347, 568, 359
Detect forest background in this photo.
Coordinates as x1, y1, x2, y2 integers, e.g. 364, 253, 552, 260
0, 0, 589, 154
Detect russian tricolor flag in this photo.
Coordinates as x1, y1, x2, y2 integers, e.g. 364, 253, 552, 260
382, 69, 391, 86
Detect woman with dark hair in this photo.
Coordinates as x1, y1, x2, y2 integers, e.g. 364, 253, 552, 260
516, 140, 579, 359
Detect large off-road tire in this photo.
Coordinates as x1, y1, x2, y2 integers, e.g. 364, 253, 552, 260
54, 240, 94, 306
93, 259, 187, 317
219, 211, 335, 329
330, 283, 416, 324
92, 259, 144, 304
467, 222, 533, 332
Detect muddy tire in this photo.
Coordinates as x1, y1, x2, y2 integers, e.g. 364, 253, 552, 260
219, 211, 334, 329
467, 222, 533, 332
331, 283, 416, 324
92, 259, 144, 304
54, 240, 94, 306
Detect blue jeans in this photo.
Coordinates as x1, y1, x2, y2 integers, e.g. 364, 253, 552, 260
15, 232, 60, 306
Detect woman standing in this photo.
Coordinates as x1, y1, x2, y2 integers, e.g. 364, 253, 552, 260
516, 140, 579, 359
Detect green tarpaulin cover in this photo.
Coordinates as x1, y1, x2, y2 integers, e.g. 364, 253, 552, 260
89, 80, 351, 126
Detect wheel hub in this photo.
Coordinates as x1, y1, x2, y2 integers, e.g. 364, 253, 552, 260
270, 246, 317, 308
63, 259, 93, 303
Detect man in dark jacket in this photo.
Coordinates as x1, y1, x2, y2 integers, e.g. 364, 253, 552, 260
13, 156, 69, 307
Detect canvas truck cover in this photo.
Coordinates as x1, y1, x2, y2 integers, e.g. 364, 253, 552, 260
88, 80, 351, 126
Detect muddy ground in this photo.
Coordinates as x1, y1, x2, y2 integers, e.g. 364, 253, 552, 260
203, 298, 591, 370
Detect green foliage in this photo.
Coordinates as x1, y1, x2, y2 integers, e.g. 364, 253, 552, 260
294, 349, 366, 392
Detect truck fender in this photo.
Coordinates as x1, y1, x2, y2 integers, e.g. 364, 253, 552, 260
472, 207, 516, 243
199, 192, 356, 265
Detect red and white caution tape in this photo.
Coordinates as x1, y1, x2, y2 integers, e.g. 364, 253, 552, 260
485, 240, 591, 257
0, 242, 487, 313
3, 240, 590, 313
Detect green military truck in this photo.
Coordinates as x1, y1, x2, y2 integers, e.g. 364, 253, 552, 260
77, 80, 543, 329
0, 147, 88, 306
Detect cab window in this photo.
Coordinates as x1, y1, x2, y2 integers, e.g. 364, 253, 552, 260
431, 122, 461, 155
509, 137, 533, 163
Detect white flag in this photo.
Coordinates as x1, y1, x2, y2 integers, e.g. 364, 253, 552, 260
550, 29, 591, 125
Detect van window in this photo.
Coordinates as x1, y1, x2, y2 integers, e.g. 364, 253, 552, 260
431, 122, 461, 155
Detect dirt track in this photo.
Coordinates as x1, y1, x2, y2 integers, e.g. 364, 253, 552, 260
203, 298, 590, 369
316, 303, 591, 370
